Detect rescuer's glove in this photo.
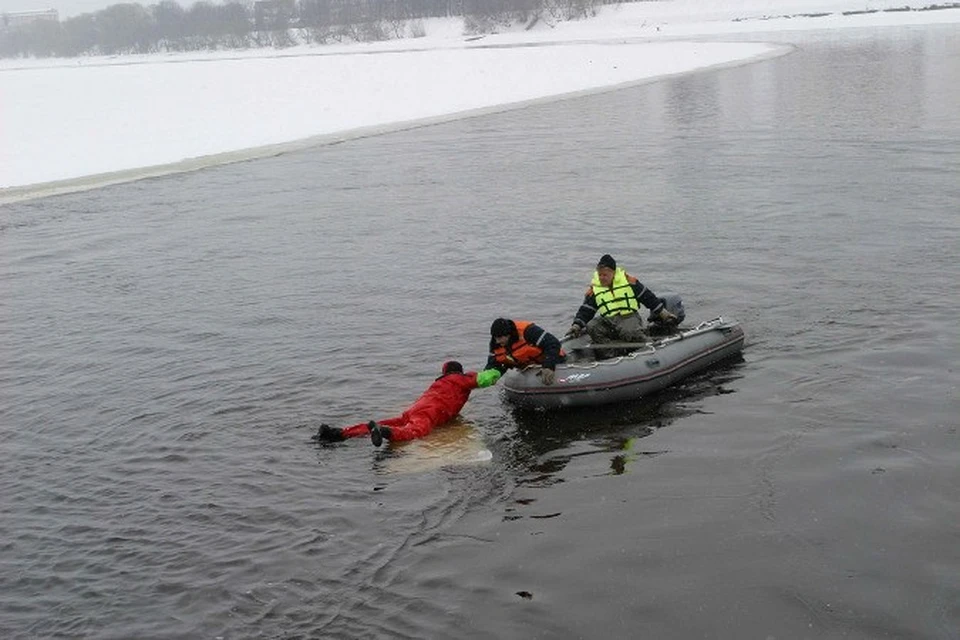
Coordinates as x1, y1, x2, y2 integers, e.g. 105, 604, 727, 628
538, 368, 556, 386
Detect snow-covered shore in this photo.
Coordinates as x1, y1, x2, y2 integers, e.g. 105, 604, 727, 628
2, 0, 958, 202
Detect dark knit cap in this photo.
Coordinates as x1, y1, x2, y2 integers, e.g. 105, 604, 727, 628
490, 318, 515, 338
597, 254, 617, 270
442, 361, 464, 375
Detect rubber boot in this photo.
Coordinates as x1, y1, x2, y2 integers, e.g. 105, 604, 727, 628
369, 420, 392, 447
312, 423, 344, 442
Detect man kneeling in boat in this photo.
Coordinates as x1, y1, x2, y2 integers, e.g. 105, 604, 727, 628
568, 254, 679, 351
312, 361, 501, 447
487, 318, 565, 385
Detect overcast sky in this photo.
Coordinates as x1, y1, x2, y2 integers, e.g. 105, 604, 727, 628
0, 0, 187, 19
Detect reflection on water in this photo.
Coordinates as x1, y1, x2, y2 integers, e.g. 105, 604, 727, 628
500, 357, 746, 482
660, 27, 958, 132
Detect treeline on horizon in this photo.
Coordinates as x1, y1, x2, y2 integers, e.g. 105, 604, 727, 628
0, 0, 626, 58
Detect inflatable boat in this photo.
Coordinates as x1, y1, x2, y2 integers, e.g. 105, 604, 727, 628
501, 316, 745, 410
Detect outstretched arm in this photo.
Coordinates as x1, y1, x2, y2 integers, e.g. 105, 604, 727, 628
476, 369, 501, 388
485, 339, 508, 374
462, 370, 501, 390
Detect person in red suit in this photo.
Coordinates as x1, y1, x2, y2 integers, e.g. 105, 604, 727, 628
312, 361, 501, 447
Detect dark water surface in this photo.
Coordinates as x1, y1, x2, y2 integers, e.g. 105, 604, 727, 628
3, 25, 959, 639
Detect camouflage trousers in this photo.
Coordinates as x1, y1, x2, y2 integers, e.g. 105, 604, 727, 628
586, 312, 647, 344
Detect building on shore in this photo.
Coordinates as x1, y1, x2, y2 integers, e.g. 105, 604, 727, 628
1, 9, 60, 31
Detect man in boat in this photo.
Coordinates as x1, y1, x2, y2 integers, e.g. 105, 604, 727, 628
486, 318, 565, 385
312, 361, 501, 447
568, 254, 679, 347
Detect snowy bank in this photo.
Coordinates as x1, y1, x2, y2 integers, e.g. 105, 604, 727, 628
2, 0, 958, 202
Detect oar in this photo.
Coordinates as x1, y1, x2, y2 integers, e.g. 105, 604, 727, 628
566, 341, 652, 350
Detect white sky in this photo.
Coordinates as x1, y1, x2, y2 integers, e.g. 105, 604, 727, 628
0, 0, 186, 19
2, 0, 958, 200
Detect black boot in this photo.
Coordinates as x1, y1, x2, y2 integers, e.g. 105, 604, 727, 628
312, 423, 344, 442
368, 421, 392, 447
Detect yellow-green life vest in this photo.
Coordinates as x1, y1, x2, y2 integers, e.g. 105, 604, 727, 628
592, 267, 639, 317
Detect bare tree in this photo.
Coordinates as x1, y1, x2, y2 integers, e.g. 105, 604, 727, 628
97, 3, 154, 53
0, 0, 623, 58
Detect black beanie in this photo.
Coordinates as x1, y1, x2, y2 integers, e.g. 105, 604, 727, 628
490, 318, 514, 338
442, 361, 464, 375
597, 254, 617, 270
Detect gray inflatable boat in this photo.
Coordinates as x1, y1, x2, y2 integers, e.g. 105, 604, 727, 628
501, 317, 745, 409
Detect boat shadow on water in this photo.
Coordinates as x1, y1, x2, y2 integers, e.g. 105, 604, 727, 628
494, 354, 746, 481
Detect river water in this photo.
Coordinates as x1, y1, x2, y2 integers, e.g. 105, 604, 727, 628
2, 24, 959, 639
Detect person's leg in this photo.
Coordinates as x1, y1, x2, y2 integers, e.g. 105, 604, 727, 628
370, 410, 424, 446
375, 412, 433, 443
341, 417, 400, 439
586, 315, 617, 343
585, 314, 647, 359
613, 313, 646, 342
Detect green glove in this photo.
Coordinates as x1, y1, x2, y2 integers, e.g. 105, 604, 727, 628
477, 369, 502, 388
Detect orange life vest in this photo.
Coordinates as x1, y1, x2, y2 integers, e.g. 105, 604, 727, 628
491, 320, 559, 368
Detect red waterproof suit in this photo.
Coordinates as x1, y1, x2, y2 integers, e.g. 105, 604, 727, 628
339, 371, 482, 442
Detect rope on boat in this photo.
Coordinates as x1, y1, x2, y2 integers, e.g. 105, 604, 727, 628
521, 317, 731, 372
